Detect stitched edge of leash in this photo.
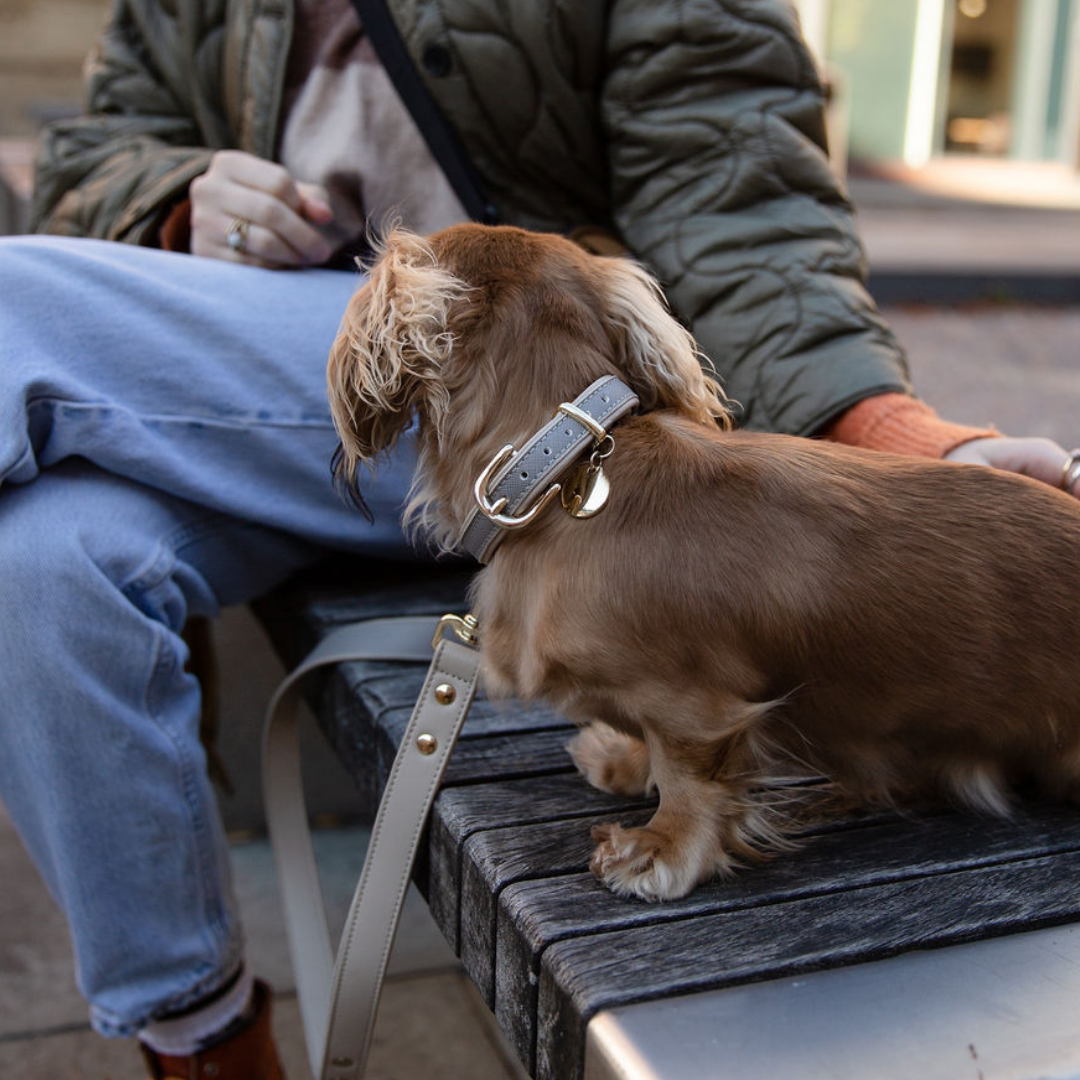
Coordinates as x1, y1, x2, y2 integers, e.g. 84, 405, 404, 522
262, 616, 480, 1080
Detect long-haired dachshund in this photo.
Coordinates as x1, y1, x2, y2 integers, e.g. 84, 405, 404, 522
327, 223, 1080, 902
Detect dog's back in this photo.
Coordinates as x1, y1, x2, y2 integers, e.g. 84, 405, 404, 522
479, 416, 1080, 813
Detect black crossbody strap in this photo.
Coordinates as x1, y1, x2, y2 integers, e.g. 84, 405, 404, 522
350, 0, 498, 224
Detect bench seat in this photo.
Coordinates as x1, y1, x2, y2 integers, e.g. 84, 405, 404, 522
254, 559, 1080, 1080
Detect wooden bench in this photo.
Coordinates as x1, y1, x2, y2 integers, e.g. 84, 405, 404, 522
254, 558, 1080, 1080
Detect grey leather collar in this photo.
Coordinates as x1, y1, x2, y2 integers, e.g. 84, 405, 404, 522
458, 375, 639, 563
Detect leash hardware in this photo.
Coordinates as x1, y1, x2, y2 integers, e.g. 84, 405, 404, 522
474, 444, 562, 529
432, 612, 480, 650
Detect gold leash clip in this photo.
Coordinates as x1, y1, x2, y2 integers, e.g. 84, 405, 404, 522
432, 613, 480, 651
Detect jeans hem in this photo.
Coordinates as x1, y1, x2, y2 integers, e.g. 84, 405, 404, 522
87, 949, 246, 1038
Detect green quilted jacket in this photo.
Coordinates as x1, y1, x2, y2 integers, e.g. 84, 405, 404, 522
30, 0, 910, 434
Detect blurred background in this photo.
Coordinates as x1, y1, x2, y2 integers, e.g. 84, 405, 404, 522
2, 0, 1079, 226
800, 0, 1080, 174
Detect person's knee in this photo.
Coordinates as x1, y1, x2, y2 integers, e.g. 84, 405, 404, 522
1, 482, 93, 605
0, 466, 210, 642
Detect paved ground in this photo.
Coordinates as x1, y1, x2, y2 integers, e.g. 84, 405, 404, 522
0, 807, 528, 1080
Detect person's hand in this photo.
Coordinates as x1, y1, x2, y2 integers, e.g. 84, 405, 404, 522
945, 436, 1080, 500
189, 150, 334, 267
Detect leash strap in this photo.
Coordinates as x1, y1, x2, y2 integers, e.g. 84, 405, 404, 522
262, 616, 481, 1080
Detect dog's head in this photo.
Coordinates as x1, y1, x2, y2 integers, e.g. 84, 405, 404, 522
327, 223, 730, 541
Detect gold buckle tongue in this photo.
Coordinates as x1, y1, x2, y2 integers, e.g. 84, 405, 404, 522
473, 444, 562, 529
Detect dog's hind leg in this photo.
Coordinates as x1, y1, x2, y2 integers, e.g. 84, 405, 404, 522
568, 722, 654, 797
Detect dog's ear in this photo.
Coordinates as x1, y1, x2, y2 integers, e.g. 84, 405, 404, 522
327, 229, 469, 499
598, 257, 731, 428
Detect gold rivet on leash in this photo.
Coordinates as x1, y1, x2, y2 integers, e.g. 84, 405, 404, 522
417, 733, 439, 755
434, 683, 456, 705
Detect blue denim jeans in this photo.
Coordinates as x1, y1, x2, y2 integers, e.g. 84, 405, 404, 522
0, 236, 419, 1036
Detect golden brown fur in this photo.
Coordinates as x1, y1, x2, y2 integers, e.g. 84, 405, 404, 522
328, 224, 1080, 902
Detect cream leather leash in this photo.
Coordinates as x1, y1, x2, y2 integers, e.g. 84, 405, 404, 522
262, 613, 480, 1080
262, 378, 635, 1079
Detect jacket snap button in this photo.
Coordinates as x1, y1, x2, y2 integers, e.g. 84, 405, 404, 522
422, 44, 452, 77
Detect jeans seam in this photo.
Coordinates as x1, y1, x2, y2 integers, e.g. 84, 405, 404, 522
124, 515, 243, 1024
27, 395, 338, 431
148, 618, 238, 977
119, 514, 231, 599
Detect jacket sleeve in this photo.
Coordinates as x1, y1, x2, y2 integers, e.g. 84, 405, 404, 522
30, 2, 217, 245
602, 0, 911, 435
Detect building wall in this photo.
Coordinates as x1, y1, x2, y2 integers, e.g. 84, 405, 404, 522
813, 0, 1080, 168
0, 0, 110, 138
826, 0, 920, 161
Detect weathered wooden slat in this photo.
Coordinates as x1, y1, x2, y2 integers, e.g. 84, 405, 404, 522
534, 848, 1080, 1080
322, 686, 574, 807
257, 560, 574, 812
461, 808, 657, 1006
254, 561, 475, 812
479, 804, 896, 1066
332, 666, 566, 731
496, 805, 1080, 1076
425, 774, 660, 954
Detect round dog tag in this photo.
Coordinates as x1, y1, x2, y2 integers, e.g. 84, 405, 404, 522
561, 463, 609, 518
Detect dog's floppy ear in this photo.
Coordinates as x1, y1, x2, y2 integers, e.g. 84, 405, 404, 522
327, 229, 469, 500
598, 257, 731, 428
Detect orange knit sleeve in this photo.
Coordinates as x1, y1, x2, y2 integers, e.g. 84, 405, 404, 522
822, 393, 998, 458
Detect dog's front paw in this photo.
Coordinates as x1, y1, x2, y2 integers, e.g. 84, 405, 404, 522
590, 822, 708, 902
569, 724, 654, 797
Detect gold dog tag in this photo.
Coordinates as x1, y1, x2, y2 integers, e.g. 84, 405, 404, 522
561, 462, 609, 518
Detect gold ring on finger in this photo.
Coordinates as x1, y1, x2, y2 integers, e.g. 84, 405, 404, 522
1062, 449, 1080, 492
226, 217, 250, 255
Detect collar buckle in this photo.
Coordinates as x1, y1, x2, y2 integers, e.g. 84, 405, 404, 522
473, 444, 563, 529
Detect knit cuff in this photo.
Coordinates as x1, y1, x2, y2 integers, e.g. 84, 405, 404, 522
159, 198, 193, 252
823, 393, 998, 458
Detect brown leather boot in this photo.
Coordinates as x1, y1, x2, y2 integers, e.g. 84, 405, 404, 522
139, 979, 285, 1080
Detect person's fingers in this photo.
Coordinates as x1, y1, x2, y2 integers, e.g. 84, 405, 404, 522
296, 181, 334, 225
192, 191, 332, 265
201, 207, 333, 268
231, 188, 333, 263
996, 437, 1071, 489
217, 216, 310, 268
209, 150, 307, 215
946, 436, 1080, 500
190, 152, 333, 265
